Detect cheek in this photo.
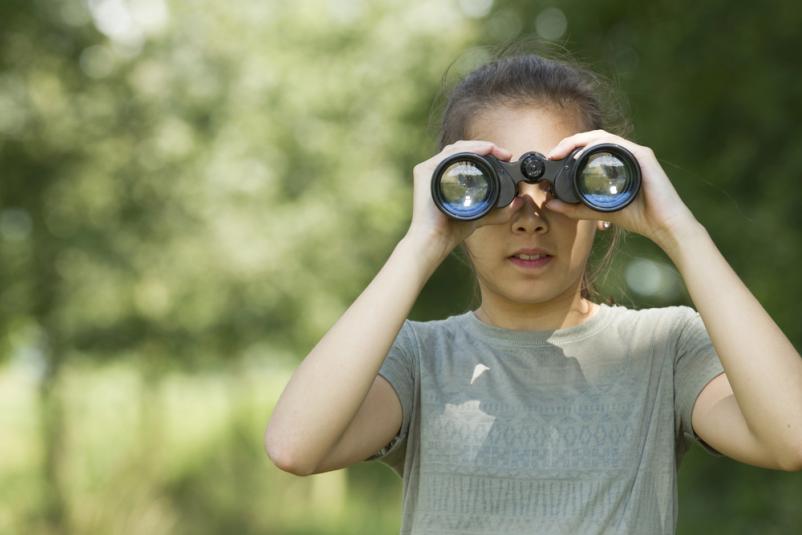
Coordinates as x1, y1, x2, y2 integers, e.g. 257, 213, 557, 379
463, 227, 503, 264
567, 222, 597, 264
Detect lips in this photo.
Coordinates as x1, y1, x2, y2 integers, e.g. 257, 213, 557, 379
507, 247, 553, 269
508, 248, 552, 260
510, 253, 549, 260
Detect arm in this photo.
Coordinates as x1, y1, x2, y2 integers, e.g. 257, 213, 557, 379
264, 232, 444, 475
265, 140, 517, 475
546, 130, 802, 471
654, 219, 802, 471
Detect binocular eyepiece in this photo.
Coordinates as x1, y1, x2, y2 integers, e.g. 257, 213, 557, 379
431, 143, 641, 221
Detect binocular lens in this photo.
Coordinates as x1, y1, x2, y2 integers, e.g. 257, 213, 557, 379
576, 151, 638, 210
437, 161, 493, 218
431, 143, 640, 219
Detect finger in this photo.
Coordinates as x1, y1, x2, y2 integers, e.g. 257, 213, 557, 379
546, 130, 610, 160
544, 198, 604, 221
548, 132, 653, 167
476, 196, 525, 226
418, 141, 506, 179
444, 140, 512, 160
491, 144, 513, 160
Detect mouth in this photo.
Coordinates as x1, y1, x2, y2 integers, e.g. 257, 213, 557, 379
507, 252, 553, 269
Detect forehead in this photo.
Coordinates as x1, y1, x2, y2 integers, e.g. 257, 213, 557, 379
467, 104, 583, 158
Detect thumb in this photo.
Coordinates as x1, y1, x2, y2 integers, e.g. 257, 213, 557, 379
544, 199, 598, 221
477, 196, 526, 226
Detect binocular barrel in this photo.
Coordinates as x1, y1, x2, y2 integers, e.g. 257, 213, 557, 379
431, 143, 641, 221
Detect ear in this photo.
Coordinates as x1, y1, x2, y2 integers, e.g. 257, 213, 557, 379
596, 220, 611, 231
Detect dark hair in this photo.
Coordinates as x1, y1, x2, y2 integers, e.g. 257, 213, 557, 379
433, 43, 631, 304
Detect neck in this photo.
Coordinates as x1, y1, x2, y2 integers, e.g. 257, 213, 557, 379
474, 285, 598, 331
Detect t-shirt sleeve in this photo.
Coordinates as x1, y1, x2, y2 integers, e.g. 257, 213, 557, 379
673, 306, 726, 457
364, 319, 418, 467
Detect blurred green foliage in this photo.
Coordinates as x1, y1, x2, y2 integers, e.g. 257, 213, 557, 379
0, 0, 800, 534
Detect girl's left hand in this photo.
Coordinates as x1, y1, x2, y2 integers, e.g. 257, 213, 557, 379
543, 129, 698, 244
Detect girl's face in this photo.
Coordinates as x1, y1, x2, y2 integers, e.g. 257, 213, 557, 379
464, 104, 598, 308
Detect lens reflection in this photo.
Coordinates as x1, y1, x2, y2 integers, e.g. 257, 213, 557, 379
577, 152, 636, 209
438, 161, 492, 216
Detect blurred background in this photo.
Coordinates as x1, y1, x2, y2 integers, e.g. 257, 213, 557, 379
1, 0, 801, 533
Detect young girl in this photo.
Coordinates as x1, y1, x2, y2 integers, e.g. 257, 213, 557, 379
265, 52, 802, 534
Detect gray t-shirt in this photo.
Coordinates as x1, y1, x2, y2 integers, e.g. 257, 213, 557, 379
366, 303, 725, 535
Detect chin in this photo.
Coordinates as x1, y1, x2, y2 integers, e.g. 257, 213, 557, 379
495, 284, 569, 306
477, 268, 579, 305
510, 292, 563, 305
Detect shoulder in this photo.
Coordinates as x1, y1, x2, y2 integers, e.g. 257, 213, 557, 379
405, 312, 470, 339
601, 303, 700, 345
603, 302, 697, 324
399, 312, 477, 352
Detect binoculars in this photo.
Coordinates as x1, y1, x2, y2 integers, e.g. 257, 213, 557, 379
430, 143, 641, 220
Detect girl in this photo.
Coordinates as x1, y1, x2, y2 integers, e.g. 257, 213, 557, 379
265, 52, 802, 534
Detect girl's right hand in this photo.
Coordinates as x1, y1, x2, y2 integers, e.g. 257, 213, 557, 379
406, 140, 526, 256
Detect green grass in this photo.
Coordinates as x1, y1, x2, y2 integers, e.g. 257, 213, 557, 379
0, 360, 402, 535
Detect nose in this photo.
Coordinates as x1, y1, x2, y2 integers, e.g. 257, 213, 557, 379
517, 180, 552, 205
511, 181, 551, 234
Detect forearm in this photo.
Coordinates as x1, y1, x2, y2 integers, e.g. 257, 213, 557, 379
265, 231, 448, 472
656, 220, 802, 464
